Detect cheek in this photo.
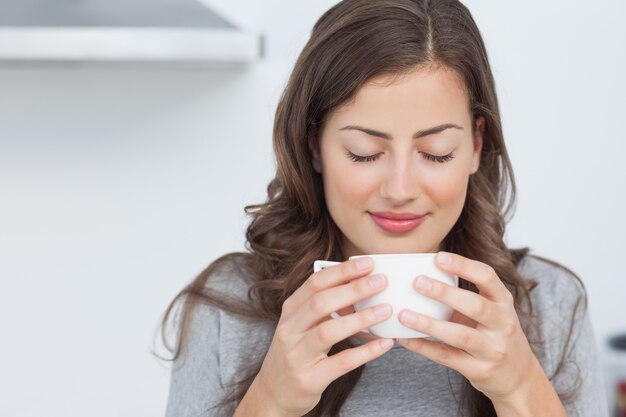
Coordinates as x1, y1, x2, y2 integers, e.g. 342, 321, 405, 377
325, 162, 377, 205
421, 163, 471, 207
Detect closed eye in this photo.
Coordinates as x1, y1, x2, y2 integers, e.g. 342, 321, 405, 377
345, 151, 382, 162
419, 152, 455, 163
345, 151, 455, 163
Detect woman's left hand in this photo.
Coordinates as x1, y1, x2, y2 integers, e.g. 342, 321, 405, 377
397, 251, 539, 403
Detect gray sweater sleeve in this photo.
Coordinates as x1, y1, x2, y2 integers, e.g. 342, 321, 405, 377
164, 261, 272, 417
522, 256, 609, 417
164, 300, 229, 417
559, 303, 608, 417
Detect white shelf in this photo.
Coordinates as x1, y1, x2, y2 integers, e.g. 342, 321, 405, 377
0, 27, 263, 65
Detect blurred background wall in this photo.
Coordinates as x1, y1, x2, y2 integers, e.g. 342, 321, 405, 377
0, 1, 624, 416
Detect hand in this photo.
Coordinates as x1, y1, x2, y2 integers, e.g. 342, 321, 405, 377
253, 258, 395, 417
396, 251, 538, 403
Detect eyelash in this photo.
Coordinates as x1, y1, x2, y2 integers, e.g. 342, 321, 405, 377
346, 152, 381, 163
345, 151, 455, 163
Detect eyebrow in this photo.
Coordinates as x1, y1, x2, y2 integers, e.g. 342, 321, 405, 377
339, 123, 463, 140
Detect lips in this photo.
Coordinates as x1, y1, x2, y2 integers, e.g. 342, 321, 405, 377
368, 211, 427, 233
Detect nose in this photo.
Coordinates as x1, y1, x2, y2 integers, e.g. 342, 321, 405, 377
379, 156, 421, 205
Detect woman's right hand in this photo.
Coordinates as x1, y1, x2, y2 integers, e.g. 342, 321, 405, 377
250, 257, 394, 417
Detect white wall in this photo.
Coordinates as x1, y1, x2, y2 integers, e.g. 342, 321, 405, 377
0, 1, 624, 416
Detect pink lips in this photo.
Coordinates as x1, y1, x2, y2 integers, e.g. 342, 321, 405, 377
369, 211, 427, 233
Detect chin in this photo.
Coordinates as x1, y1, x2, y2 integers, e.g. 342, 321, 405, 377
359, 240, 437, 256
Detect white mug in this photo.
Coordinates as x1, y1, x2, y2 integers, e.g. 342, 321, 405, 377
313, 253, 458, 338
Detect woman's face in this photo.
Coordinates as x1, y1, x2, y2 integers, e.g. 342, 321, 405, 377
313, 66, 484, 258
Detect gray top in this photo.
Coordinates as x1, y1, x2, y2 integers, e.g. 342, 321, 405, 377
165, 255, 609, 417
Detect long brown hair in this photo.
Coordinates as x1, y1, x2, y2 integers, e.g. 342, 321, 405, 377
156, 1, 585, 416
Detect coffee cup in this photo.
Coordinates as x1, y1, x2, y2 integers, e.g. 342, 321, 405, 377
313, 253, 458, 338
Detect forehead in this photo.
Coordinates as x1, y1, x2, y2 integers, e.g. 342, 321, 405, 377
329, 66, 471, 125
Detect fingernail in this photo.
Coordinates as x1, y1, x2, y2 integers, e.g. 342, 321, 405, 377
369, 274, 385, 289
437, 252, 452, 265
374, 304, 391, 317
400, 310, 418, 324
380, 339, 394, 349
415, 275, 432, 291
397, 338, 410, 345
356, 257, 373, 271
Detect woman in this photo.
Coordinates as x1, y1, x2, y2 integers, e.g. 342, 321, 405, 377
159, 1, 607, 416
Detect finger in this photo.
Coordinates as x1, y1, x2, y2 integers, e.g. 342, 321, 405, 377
295, 303, 393, 361
285, 257, 374, 313
316, 337, 395, 386
330, 305, 379, 341
289, 273, 388, 333
398, 309, 492, 359
397, 337, 472, 375
332, 307, 379, 341
435, 252, 511, 302
413, 275, 505, 329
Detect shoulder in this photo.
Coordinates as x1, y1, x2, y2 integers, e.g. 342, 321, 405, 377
181, 252, 260, 339
202, 254, 275, 382
194, 252, 257, 307
179, 252, 257, 353
515, 254, 589, 362
515, 255, 606, 413
166, 254, 260, 417
515, 254, 590, 372
516, 254, 587, 313
178, 252, 274, 371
